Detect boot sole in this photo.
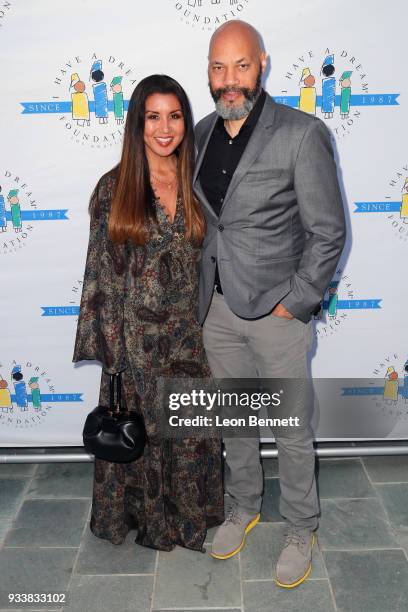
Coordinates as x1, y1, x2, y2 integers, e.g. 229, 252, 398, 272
275, 533, 316, 588
210, 513, 260, 560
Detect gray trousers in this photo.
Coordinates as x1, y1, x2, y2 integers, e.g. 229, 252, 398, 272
203, 290, 320, 530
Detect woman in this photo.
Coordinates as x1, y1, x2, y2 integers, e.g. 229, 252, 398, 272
73, 75, 224, 551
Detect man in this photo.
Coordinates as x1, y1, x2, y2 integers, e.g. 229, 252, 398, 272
194, 21, 346, 588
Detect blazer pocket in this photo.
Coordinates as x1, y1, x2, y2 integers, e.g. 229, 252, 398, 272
255, 254, 301, 263
243, 169, 283, 183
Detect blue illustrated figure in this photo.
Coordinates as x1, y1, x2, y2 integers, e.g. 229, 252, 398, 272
321, 54, 336, 119
402, 358, 408, 402
327, 281, 339, 319
11, 365, 28, 410
8, 189, 22, 232
0, 186, 7, 232
90, 60, 108, 124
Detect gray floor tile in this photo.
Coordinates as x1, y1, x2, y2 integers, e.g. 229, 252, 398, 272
204, 525, 219, 544
0, 520, 12, 546
4, 499, 90, 547
362, 455, 408, 483
324, 549, 408, 612
0, 548, 76, 608
260, 478, 283, 522
75, 525, 156, 575
375, 483, 408, 529
240, 522, 326, 580
154, 547, 241, 609
395, 530, 408, 560
318, 498, 397, 550
317, 458, 374, 498
27, 464, 93, 498
63, 575, 153, 612
152, 610, 241, 612
0, 478, 27, 519
0, 463, 37, 477
262, 458, 279, 478
243, 578, 335, 612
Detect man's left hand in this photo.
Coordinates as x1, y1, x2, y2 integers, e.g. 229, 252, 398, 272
271, 303, 294, 319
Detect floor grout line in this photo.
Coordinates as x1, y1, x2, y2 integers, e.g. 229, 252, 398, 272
242, 577, 330, 582
320, 546, 406, 552
151, 606, 240, 612
319, 495, 380, 501
326, 563, 339, 612
149, 549, 160, 612
61, 496, 93, 611
370, 481, 408, 485
238, 551, 244, 612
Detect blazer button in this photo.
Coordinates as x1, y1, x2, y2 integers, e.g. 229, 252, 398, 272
218, 224, 224, 232
210, 256, 216, 263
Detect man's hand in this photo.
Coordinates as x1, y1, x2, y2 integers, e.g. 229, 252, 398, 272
271, 303, 294, 319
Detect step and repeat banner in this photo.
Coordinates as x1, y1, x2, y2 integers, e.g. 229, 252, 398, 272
0, 0, 407, 445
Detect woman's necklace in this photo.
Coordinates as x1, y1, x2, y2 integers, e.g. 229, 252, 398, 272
150, 172, 177, 190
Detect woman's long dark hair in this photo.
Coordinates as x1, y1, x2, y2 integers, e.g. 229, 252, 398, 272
108, 74, 205, 245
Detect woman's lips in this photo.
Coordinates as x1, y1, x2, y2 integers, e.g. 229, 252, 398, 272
155, 136, 174, 147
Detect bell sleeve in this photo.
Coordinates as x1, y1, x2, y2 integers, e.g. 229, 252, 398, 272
72, 177, 127, 374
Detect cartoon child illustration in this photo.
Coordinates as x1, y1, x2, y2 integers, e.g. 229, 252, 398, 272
339, 71, 352, 119
0, 186, 7, 232
0, 376, 13, 413
402, 359, 408, 403
11, 365, 28, 410
110, 76, 124, 124
7, 189, 22, 233
383, 366, 399, 404
321, 54, 336, 119
400, 178, 408, 224
298, 68, 316, 115
28, 376, 41, 409
327, 281, 339, 319
90, 60, 108, 124
70, 73, 90, 127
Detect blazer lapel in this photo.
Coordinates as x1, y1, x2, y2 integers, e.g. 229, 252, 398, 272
193, 112, 218, 217
193, 113, 218, 184
219, 93, 277, 217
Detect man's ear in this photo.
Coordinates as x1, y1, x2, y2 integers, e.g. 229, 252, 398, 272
260, 52, 268, 74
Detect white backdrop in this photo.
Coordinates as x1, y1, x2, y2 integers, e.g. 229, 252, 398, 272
0, 0, 407, 445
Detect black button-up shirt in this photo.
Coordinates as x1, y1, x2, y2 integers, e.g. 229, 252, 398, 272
199, 89, 266, 289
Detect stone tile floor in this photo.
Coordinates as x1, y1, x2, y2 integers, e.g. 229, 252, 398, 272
0, 455, 407, 612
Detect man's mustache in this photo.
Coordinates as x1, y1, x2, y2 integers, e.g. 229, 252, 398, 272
211, 86, 253, 101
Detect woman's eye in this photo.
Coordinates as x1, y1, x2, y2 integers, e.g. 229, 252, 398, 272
171, 113, 182, 120
147, 114, 159, 120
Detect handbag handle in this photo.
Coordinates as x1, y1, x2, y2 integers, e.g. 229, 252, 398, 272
108, 372, 124, 416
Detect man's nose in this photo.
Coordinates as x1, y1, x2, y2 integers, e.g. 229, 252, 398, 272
223, 66, 239, 87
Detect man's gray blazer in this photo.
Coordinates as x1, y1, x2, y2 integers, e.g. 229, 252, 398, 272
193, 92, 346, 325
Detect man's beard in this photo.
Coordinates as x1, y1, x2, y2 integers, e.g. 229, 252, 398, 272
209, 68, 262, 120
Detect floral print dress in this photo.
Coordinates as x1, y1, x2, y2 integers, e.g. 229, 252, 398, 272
73, 170, 224, 551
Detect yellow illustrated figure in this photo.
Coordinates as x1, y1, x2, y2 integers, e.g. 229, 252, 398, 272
383, 366, 399, 404
70, 73, 90, 127
298, 68, 317, 115
0, 376, 13, 413
400, 177, 408, 224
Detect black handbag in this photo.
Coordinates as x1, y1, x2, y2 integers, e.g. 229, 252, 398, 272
82, 371, 146, 463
